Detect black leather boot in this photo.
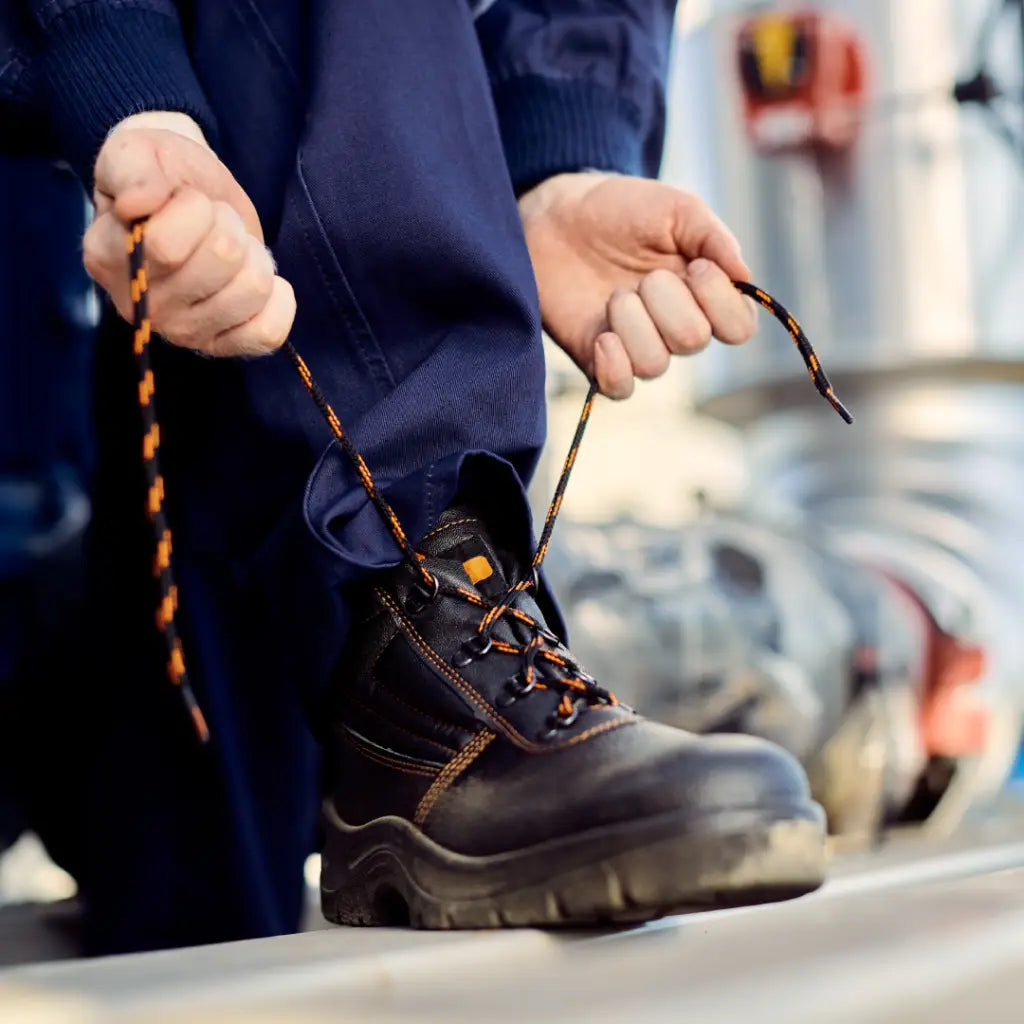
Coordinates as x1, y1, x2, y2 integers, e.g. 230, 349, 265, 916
320, 498, 827, 928
273, 295, 845, 929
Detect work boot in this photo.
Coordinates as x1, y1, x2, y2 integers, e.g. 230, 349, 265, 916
320, 500, 827, 928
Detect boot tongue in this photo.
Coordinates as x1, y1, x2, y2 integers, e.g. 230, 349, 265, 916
420, 504, 524, 601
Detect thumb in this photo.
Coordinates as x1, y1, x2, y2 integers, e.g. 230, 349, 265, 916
670, 192, 752, 282
94, 130, 177, 224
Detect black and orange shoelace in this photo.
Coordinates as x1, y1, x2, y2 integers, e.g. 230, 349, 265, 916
127, 219, 852, 742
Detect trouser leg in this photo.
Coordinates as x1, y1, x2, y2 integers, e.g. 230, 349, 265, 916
78, 0, 547, 952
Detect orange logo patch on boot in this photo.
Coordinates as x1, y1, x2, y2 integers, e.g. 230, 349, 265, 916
462, 555, 494, 585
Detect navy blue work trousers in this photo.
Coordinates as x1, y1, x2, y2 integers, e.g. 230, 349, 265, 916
70, 2, 548, 954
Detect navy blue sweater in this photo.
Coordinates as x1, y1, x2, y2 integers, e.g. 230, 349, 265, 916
1, 1, 676, 192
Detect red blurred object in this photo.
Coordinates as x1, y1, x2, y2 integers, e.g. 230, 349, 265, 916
887, 579, 990, 760
736, 8, 869, 152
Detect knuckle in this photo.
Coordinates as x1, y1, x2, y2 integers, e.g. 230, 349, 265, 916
81, 225, 114, 279
633, 348, 671, 380
162, 316, 201, 351
147, 191, 213, 269
251, 319, 284, 353
210, 204, 246, 265
644, 268, 678, 291
718, 311, 757, 345
146, 290, 186, 331
81, 247, 105, 282
236, 263, 275, 305
672, 322, 712, 354
607, 287, 636, 317
147, 225, 190, 270
145, 229, 188, 271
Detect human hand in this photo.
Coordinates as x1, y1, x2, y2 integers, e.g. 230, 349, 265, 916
519, 172, 757, 399
83, 111, 295, 357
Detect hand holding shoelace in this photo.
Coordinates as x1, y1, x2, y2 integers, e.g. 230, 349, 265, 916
519, 171, 760, 400
84, 112, 295, 357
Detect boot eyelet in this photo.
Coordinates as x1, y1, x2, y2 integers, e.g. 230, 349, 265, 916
536, 624, 560, 646
559, 704, 581, 728
538, 704, 581, 741
496, 678, 520, 708
496, 672, 536, 708
404, 574, 440, 616
452, 634, 492, 668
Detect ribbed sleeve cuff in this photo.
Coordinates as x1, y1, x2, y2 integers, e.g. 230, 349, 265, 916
489, 75, 645, 194
36, 5, 217, 186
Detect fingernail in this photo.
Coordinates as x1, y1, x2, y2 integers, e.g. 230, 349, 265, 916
688, 258, 711, 278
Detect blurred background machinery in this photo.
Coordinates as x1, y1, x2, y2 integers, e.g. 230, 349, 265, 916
544, 0, 1024, 841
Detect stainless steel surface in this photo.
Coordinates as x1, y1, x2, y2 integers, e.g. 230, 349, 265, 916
5, 819, 1024, 1023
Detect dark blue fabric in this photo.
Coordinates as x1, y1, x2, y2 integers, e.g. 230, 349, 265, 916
0, 155, 94, 879
2, 0, 676, 953
9, 0, 675, 191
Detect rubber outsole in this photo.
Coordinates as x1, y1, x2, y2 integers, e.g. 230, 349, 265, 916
320, 800, 827, 929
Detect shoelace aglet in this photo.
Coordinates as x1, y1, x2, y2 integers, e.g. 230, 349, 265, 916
829, 393, 854, 425
812, 368, 854, 424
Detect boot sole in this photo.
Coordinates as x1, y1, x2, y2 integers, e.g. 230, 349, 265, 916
320, 799, 827, 929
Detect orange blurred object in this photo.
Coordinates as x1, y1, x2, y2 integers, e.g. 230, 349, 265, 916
736, 8, 870, 151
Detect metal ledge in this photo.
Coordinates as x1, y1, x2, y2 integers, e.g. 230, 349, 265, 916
4, 821, 1024, 1023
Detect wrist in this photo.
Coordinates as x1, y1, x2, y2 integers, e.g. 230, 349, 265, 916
109, 111, 209, 148
517, 171, 615, 222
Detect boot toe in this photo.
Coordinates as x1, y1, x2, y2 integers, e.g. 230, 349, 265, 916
427, 719, 821, 856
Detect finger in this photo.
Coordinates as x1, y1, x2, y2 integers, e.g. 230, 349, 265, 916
148, 201, 249, 315
204, 276, 296, 357
139, 187, 216, 281
607, 289, 671, 380
82, 211, 132, 308
670, 193, 751, 281
94, 132, 175, 223
593, 332, 635, 400
685, 259, 758, 346
161, 237, 276, 343
638, 269, 712, 355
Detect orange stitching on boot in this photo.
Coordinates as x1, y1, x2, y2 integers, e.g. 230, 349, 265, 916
414, 730, 496, 826
545, 714, 634, 751
421, 518, 478, 542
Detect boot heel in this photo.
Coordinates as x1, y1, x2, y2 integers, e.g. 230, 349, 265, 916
321, 816, 415, 927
